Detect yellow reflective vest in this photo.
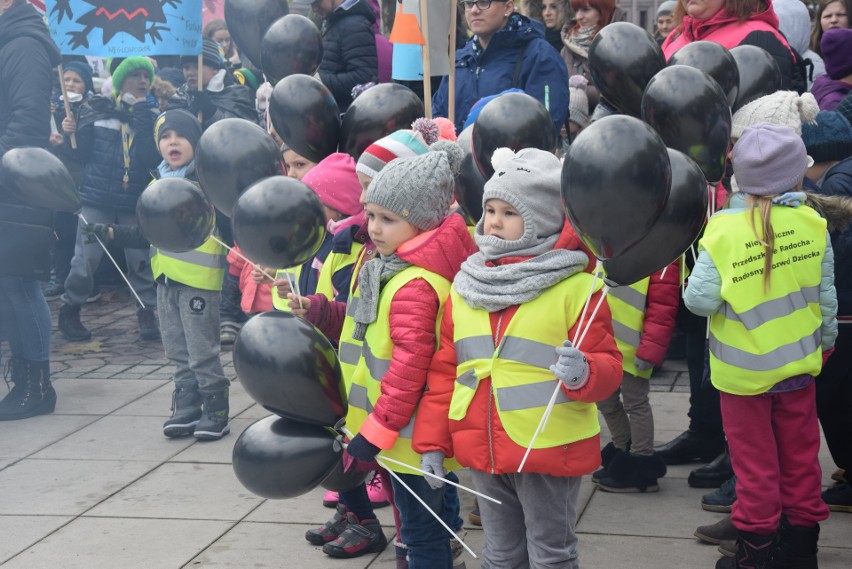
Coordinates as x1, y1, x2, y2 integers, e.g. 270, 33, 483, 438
700, 206, 827, 395
150, 236, 227, 291
449, 272, 602, 449
338, 265, 460, 474
608, 278, 652, 379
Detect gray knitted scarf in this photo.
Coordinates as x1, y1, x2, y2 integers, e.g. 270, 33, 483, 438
351, 254, 411, 341
454, 248, 589, 313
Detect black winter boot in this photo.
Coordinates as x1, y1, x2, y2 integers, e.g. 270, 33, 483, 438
592, 441, 628, 483
0, 360, 56, 421
598, 452, 667, 493
194, 387, 230, 441
58, 303, 91, 341
690, 447, 734, 488
162, 385, 202, 438
0, 357, 26, 408
716, 531, 779, 569
137, 308, 160, 341
654, 429, 725, 465
769, 519, 819, 569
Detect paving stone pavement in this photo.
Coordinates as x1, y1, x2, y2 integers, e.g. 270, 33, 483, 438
1, 286, 850, 568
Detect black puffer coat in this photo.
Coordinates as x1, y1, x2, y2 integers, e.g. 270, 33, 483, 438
0, 1, 61, 279
74, 94, 160, 212
820, 157, 852, 316
317, 0, 378, 111
167, 71, 257, 130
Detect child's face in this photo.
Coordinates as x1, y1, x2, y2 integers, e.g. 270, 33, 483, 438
483, 199, 524, 241
63, 70, 86, 96
366, 203, 421, 256
159, 129, 194, 169
357, 172, 372, 206
183, 63, 218, 90
283, 149, 317, 181
656, 14, 674, 36
121, 69, 150, 100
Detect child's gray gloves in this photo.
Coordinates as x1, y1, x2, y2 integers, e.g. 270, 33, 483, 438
550, 340, 590, 390
634, 356, 655, 371
420, 451, 447, 490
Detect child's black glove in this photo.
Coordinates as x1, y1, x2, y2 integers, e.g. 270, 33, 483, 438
82, 223, 111, 244
346, 433, 381, 463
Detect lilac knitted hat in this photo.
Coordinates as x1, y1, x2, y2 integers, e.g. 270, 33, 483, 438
732, 124, 808, 196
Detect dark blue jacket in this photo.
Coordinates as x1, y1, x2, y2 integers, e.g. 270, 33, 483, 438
819, 157, 852, 316
74, 94, 160, 212
432, 14, 569, 136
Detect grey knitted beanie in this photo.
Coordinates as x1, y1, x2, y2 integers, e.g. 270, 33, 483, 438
365, 140, 462, 231
476, 147, 565, 258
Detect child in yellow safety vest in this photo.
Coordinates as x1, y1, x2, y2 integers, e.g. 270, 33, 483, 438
412, 148, 623, 569
82, 109, 231, 441
595, 263, 679, 493
684, 124, 837, 569
291, 141, 476, 567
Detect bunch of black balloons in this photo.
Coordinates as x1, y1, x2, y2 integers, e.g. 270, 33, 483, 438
560, 22, 783, 286
232, 312, 367, 499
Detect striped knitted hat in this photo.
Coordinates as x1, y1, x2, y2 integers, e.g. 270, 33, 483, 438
355, 120, 440, 178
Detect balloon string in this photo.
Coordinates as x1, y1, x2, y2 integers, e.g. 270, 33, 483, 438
681, 253, 686, 298
518, 285, 610, 473
209, 236, 276, 281
571, 260, 602, 345
338, 427, 500, 505
660, 264, 669, 280
77, 213, 146, 309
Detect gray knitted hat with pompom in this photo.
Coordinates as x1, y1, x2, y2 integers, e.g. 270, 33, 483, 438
365, 140, 462, 231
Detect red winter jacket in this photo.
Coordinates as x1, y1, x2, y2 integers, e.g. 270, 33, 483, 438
412, 223, 623, 477
635, 264, 681, 366
313, 214, 477, 449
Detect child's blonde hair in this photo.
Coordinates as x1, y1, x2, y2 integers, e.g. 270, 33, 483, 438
745, 195, 775, 291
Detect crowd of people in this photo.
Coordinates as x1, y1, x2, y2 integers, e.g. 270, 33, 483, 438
1, 0, 851, 568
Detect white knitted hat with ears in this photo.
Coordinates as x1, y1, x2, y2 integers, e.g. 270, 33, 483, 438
731, 91, 819, 138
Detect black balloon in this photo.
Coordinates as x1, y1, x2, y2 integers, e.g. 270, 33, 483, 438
472, 92, 556, 179
454, 126, 487, 224
603, 148, 708, 286
667, 41, 739, 107
339, 83, 424, 160
730, 45, 782, 112
196, 118, 283, 216
588, 22, 666, 117
0, 147, 80, 213
269, 74, 341, 164
261, 14, 323, 83
562, 115, 671, 260
224, 0, 289, 69
234, 311, 346, 426
232, 415, 342, 499
136, 178, 215, 252
320, 459, 370, 493
231, 175, 327, 269
641, 65, 732, 184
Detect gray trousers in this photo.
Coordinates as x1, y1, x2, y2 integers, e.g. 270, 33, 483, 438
61, 204, 157, 311
157, 284, 228, 394
597, 371, 654, 456
471, 470, 581, 569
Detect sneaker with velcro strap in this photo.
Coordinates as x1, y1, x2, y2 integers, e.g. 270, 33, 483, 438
322, 513, 388, 558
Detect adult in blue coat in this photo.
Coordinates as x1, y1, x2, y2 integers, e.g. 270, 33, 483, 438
432, 0, 569, 136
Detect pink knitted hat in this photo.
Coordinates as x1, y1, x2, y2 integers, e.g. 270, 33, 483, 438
301, 153, 362, 216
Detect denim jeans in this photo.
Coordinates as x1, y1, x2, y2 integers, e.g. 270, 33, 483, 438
219, 271, 247, 324
0, 277, 51, 361
443, 472, 463, 532
391, 473, 453, 569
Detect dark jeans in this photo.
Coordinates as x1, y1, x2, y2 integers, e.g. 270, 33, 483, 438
0, 276, 51, 361
392, 473, 453, 569
816, 325, 852, 472
53, 211, 78, 284
219, 272, 247, 324
678, 300, 723, 437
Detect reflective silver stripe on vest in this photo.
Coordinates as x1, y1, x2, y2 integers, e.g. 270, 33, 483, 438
609, 285, 646, 311
455, 369, 478, 389
455, 335, 494, 364
362, 341, 390, 380
709, 326, 821, 372
346, 297, 361, 317
612, 319, 642, 348
496, 380, 573, 411
348, 383, 373, 413
339, 342, 361, 365
719, 286, 820, 331
157, 248, 227, 269
498, 336, 559, 369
